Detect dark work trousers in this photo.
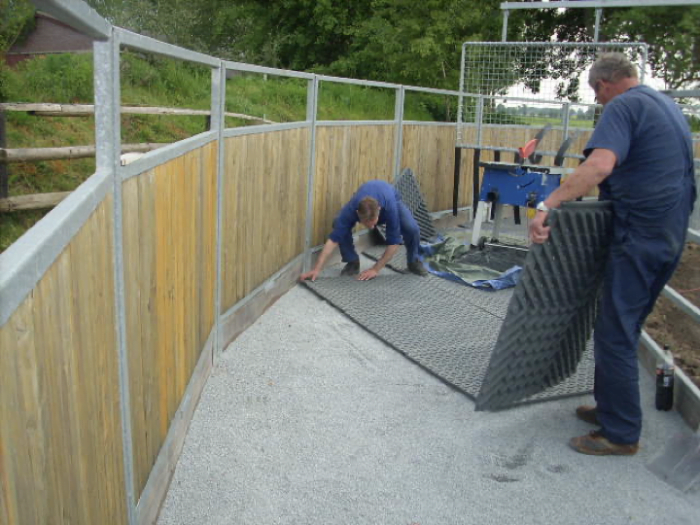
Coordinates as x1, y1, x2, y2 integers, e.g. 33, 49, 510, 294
593, 195, 691, 445
335, 202, 421, 264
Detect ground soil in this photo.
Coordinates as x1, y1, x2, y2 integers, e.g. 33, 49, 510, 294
644, 241, 700, 389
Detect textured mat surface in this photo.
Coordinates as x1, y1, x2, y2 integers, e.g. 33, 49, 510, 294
377, 168, 437, 243
303, 269, 595, 406
364, 242, 526, 275
475, 201, 613, 411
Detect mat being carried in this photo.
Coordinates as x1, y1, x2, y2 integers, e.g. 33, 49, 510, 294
475, 201, 613, 411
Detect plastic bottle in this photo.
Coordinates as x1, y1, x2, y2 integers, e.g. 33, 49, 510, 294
655, 345, 675, 411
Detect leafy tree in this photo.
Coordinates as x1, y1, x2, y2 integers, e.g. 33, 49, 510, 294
511, 5, 700, 90
603, 7, 700, 90
327, 0, 502, 88
0, 0, 35, 101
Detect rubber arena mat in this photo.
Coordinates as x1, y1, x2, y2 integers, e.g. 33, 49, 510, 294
303, 269, 595, 406
475, 201, 613, 411
376, 168, 437, 243
363, 243, 527, 275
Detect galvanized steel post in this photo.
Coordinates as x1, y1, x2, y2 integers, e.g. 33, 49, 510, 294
562, 101, 571, 141
93, 30, 137, 525
303, 76, 320, 272
393, 86, 406, 183
502, 9, 509, 42
212, 63, 226, 354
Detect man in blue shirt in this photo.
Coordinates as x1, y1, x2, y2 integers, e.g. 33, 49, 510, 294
300, 180, 427, 281
530, 53, 696, 456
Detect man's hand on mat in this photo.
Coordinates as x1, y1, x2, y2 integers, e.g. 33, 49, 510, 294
529, 211, 551, 244
358, 268, 379, 281
300, 269, 320, 282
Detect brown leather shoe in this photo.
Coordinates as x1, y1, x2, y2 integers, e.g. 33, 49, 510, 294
340, 260, 360, 276
576, 405, 599, 426
407, 260, 428, 277
569, 430, 639, 456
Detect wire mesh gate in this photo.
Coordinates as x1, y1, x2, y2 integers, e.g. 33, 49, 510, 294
456, 41, 649, 157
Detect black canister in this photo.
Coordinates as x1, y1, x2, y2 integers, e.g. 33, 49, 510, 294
655, 345, 675, 411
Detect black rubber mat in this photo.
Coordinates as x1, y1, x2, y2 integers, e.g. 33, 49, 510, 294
303, 266, 595, 406
376, 168, 437, 243
475, 201, 613, 411
364, 243, 527, 275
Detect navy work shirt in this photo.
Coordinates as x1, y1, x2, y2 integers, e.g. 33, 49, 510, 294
329, 180, 404, 246
584, 85, 695, 225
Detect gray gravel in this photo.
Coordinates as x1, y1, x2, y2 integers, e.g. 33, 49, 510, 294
158, 262, 700, 525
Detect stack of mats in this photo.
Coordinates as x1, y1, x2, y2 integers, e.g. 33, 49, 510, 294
475, 201, 613, 410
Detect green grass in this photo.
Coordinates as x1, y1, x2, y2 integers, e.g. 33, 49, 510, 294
0, 51, 435, 252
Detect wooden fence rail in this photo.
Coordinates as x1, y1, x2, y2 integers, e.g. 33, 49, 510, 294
0, 143, 168, 163
0, 103, 274, 123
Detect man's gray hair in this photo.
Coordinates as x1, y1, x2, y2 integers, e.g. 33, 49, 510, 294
588, 53, 638, 88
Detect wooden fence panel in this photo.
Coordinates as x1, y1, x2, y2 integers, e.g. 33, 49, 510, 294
400, 124, 477, 213
220, 128, 310, 312
0, 197, 127, 525
122, 142, 218, 499
311, 125, 395, 247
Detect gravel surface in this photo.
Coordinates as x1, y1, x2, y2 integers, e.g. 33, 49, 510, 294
158, 261, 700, 525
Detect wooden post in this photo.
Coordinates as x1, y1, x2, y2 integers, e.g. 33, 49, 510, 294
0, 111, 7, 199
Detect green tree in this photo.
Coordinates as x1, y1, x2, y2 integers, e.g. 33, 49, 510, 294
0, 0, 35, 101
511, 5, 700, 90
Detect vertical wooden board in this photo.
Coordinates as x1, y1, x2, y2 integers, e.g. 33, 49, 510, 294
199, 142, 213, 334
235, 135, 249, 307
240, 135, 252, 297
31, 252, 78, 520
68, 210, 107, 524
220, 137, 234, 310
96, 197, 128, 522
29, 259, 62, 519
191, 148, 204, 358
312, 127, 330, 246
121, 176, 147, 495
0, 298, 41, 525
137, 170, 161, 490
170, 155, 186, 417
293, 129, 310, 257
203, 141, 216, 345
327, 126, 343, 242
189, 150, 202, 365
241, 134, 254, 297
174, 154, 187, 402
184, 150, 198, 375
271, 132, 284, 270
221, 137, 237, 310
277, 132, 291, 263
92, 200, 124, 521
234, 136, 249, 305
298, 129, 311, 254
251, 133, 266, 292
260, 132, 274, 282
56, 246, 85, 521
154, 160, 173, 441
344, 127, 358, 202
